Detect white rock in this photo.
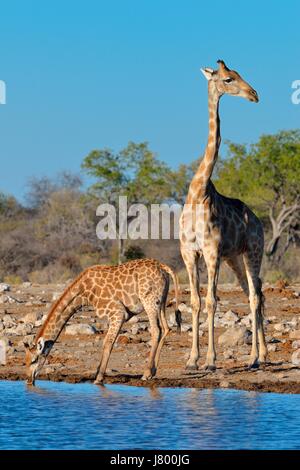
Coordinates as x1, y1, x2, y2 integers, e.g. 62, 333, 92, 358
127, 316, 139, 324
0, 295, 16, 304
22, 282, 32, 288
268, 344, 278, 352
21, 312, 43, 324
287, 318, 298, 328
131, 325, 140, 335
292, 340, 300, 349
274, 323, 284, 332
223, 349, 234, 359
139, 322, 148, 331
219, 300, 230, 306
220, 310, 239, 327
52, 292, 62, 301
22, 334, 35, 347
220, 380, 230, 388
64, 324, 97, 335
11, 323, 33, 336
289, 330, 300, 340
190, 329, 204, 338
240, 315, 251, 327
181, 323, 192, 333
218, 327, 251, 347
178, 303, 192, 314
168, 312, 177, 327
0, 339, 7, 364
291, 349, 300, 366
2, 315, 17, 328
0, 283, 10, 293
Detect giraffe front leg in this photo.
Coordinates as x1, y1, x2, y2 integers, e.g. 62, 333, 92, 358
181, 250, 201, 370
94, 309, 124, 385
186, 299, 200, 370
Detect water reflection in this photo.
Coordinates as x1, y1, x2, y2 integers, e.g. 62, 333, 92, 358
0, 381, 299, 450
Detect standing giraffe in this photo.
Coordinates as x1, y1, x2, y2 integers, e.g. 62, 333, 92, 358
25, 259, 181, 385
180, 60, 267, 371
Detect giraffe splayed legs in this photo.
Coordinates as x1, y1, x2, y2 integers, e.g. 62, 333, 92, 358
25, 259, 181, 385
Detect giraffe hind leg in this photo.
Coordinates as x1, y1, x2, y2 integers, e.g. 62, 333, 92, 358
243, 251, 267, 369
181, 249, 201, 370
225, 255, 249, 296
154, 279, 171, 370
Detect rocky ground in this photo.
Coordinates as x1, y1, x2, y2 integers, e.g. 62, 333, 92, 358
0, 280, 300, 393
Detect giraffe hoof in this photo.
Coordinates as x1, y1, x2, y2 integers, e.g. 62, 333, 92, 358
259, 356, 267, 365
94, 378, 104, 385
26, 380, 35, 387
247, 361, 260, 370
141, 374, 152, 381
185, 364, 198, 371
204, 364, 216, 372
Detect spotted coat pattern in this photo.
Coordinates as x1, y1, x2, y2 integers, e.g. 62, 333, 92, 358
180, 60, 267, 371
25, 259, 180, 385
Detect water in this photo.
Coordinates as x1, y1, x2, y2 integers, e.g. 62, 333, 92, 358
0, 380, 299, 449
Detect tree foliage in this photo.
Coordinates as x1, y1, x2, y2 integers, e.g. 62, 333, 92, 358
82, 142, 173, 205
215, 130, 300, 261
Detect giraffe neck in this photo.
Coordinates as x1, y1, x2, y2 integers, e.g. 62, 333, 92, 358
37, 287, 81, 342
187, 81, 221, 202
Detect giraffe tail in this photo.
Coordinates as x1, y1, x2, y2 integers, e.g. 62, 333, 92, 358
160, 263, 182, 332
257, 277, 265, 327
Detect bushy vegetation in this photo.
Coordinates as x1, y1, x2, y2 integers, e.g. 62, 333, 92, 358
0, 131, 299, 284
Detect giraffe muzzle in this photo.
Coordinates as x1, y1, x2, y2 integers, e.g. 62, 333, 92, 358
249, 89, 259, 102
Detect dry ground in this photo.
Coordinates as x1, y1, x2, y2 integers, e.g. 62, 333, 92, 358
1, 280, 300, 393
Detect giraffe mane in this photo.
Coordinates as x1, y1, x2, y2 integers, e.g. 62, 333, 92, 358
36, 267, 92, 341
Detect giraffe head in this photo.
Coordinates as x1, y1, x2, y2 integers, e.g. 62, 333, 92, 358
201, 60, 259, 103
24, 337, 54, 386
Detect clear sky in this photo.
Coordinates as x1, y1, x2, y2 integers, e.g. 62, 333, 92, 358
0, 0, 299, 201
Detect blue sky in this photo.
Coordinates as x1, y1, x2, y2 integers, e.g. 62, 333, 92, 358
0, 0, 299, 201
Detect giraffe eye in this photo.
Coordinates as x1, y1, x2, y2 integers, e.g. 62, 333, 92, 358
224, 78, 233, 84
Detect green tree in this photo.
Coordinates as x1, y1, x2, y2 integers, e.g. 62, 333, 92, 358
82, 142, 175, 263
82, 142, 172, 204
215, 130, 300, 262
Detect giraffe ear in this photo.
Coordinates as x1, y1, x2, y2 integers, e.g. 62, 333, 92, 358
201, 67, 214, 81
